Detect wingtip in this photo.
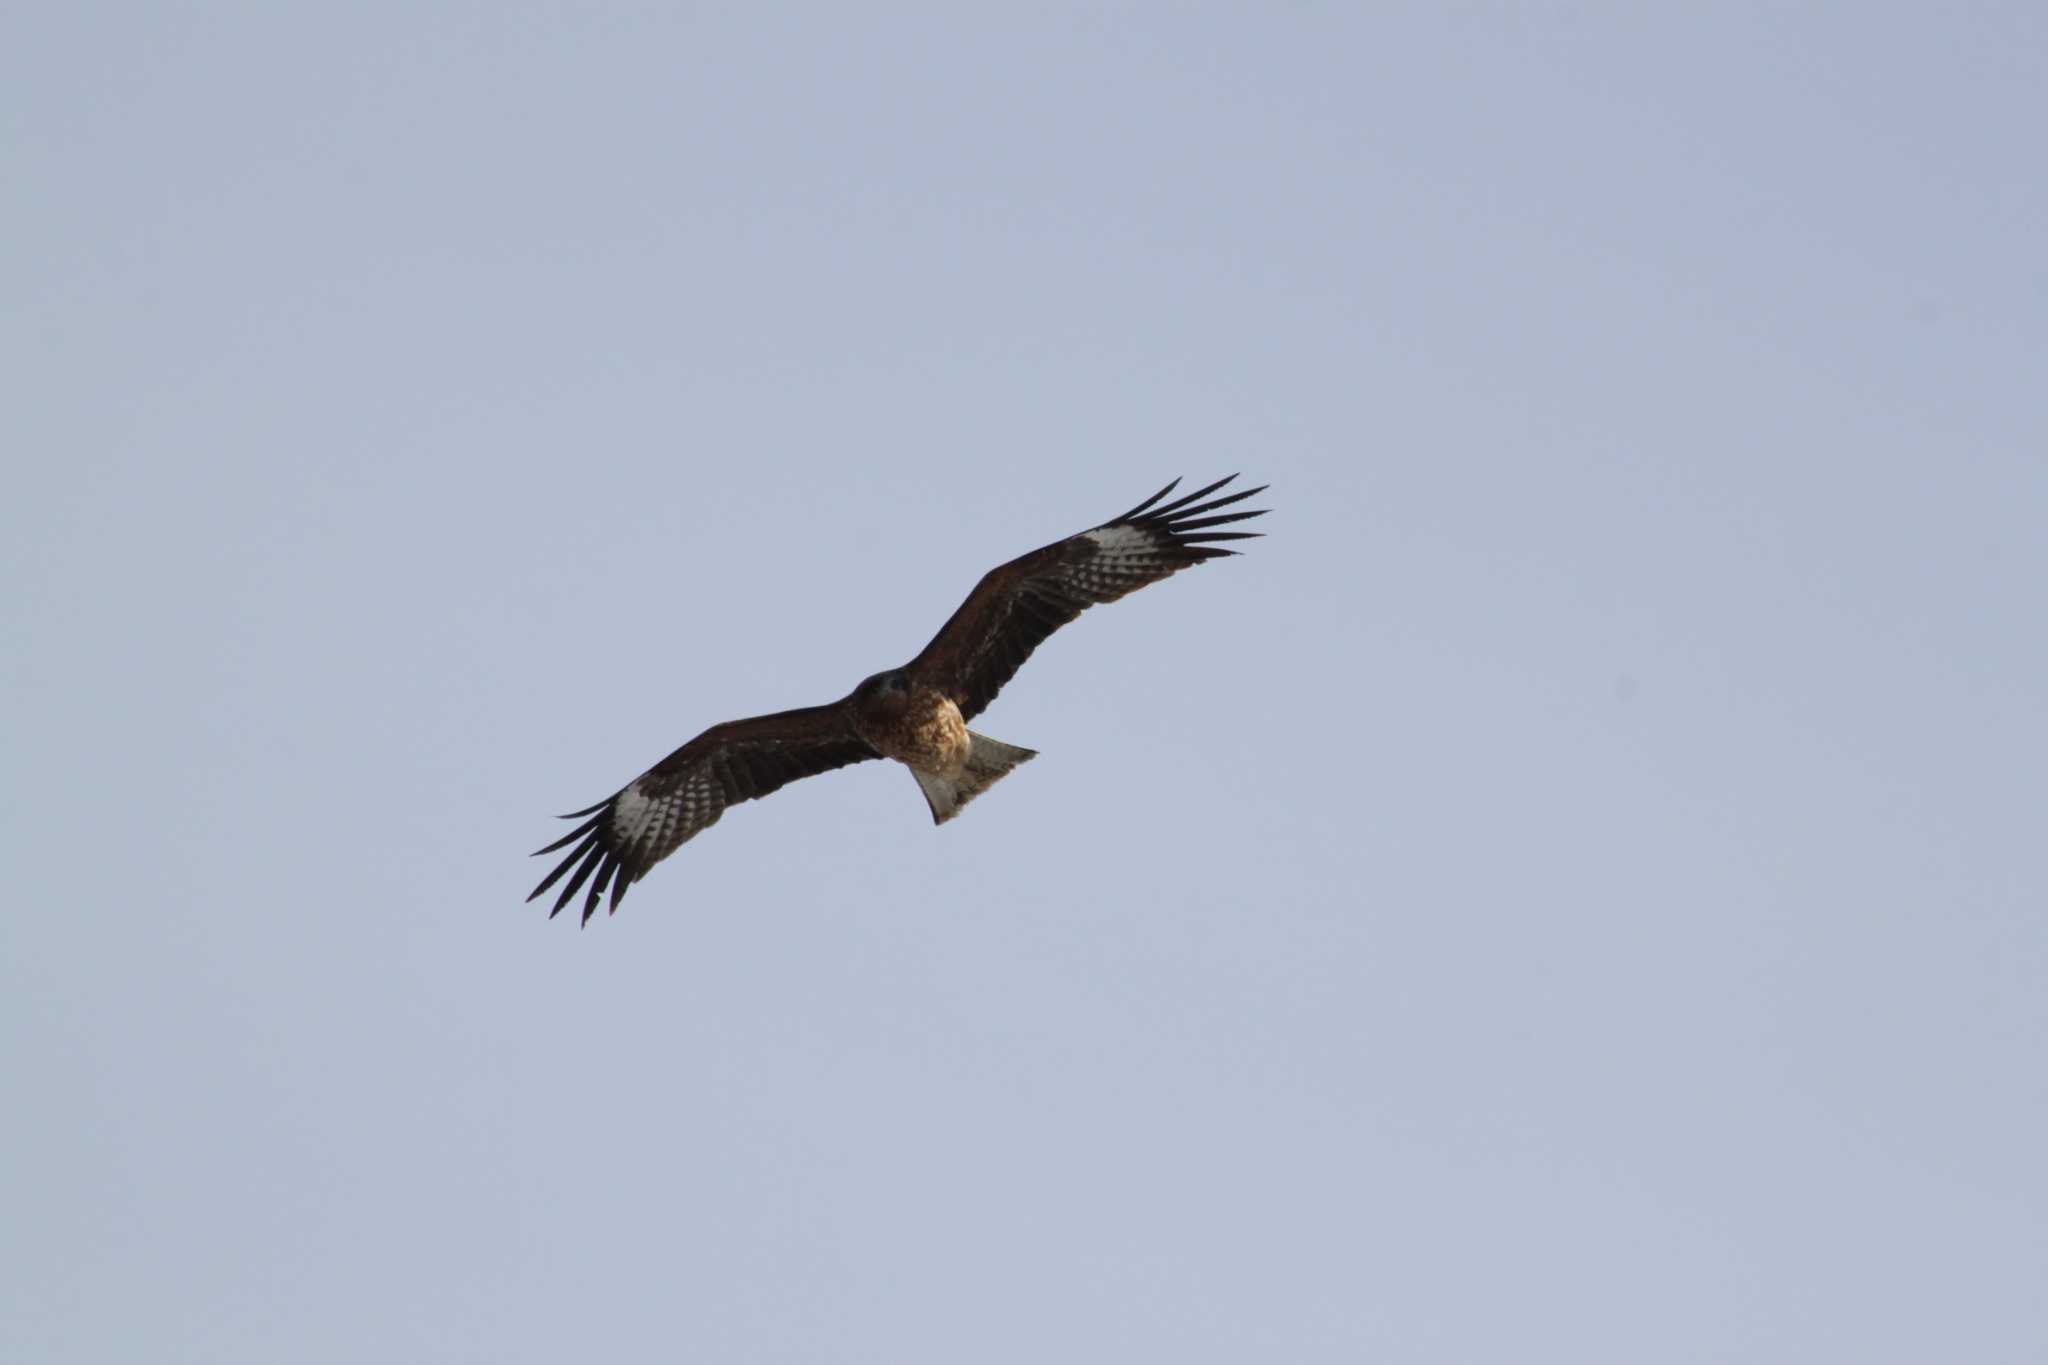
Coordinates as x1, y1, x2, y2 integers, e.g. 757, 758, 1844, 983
1143, 474, 1238, 521
1115, 477, 1184, 523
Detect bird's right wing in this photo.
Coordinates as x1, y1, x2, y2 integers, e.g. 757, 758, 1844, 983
907, 475, 1268, 721
528, 703, 879, 923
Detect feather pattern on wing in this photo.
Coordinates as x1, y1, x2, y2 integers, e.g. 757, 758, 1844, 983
527, 705, 878, 924
908, 474, 1269, 720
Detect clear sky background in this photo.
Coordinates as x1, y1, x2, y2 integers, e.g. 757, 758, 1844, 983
6, 4, 2045, 1361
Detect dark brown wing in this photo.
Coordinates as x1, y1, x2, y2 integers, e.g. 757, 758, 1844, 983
908, 475, 1268, 721
528, 703, 879, 924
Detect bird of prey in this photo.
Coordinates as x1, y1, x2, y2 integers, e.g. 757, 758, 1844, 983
529, 475, 1268, 923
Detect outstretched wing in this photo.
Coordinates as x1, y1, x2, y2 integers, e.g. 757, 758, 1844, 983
909, 474, 1268, 721
528, 704, 879, 924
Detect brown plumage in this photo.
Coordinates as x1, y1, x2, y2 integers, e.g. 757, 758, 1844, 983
529, 475, 1268, 923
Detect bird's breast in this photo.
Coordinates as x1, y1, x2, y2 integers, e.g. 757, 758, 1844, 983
861, 687, 970, 774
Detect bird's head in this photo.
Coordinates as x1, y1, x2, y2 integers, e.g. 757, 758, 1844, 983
853, 669, 913, 716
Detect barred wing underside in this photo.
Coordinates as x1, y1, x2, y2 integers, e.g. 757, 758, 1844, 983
909, 475, 1268, 720
528, 705, 878, 923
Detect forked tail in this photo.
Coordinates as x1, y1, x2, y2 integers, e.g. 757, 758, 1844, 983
912, 731, 1038, 825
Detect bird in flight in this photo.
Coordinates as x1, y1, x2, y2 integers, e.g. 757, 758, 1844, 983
529, 475, 1269, 923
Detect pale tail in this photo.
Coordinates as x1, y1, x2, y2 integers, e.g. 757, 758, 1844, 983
912, 731, 1038, 825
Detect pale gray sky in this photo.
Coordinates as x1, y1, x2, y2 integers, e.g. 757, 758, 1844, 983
6, 4, 2046, 1361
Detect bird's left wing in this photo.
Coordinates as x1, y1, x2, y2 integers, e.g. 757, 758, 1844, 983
528, 703, 879, 923
908, 475, 1268, 721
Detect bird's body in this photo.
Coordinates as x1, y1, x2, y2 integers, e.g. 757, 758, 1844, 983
529, 475, 1268, 923
850, 675, 972, 775
847, 671, 1037, 825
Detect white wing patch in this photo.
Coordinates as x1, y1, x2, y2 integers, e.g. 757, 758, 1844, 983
1076, 524, 1183, 600
610, 768, 726, 864
610, 782, 656, 841
1082, 524, 1154, 556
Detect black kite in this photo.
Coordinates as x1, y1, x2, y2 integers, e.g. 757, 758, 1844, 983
529, 475, 1268, 922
